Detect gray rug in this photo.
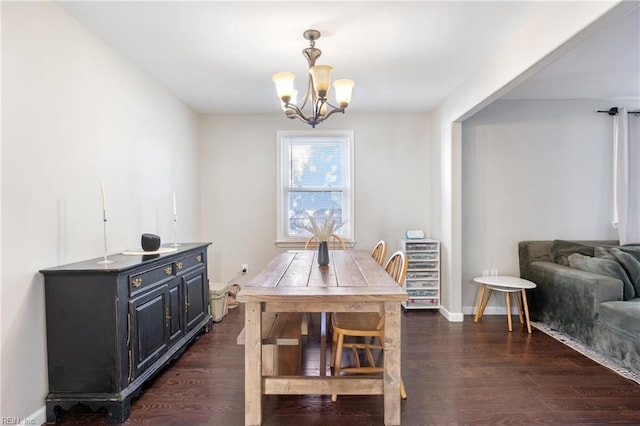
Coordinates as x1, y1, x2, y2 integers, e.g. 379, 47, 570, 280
532, 321, 640, 385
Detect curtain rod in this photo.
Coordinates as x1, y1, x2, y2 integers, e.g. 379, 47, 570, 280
597, 107, 640, 116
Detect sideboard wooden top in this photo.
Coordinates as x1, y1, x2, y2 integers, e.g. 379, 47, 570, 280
40, 242, 211, 274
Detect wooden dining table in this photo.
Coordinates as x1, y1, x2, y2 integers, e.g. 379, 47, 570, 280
237, 250, 408, 425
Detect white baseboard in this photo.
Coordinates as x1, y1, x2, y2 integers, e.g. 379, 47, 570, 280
416, 305, 517, 322
462, 305, 519, 315
30, 406, 46, 425
439, 306, 464, 322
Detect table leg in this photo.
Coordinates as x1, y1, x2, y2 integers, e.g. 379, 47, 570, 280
384, 301, 402, 425
514, 292, 524, 325
244, 302, 262, 426
474, 284, 487, 322
301, 312, 309, 335
320, 311, 327, 377
478, 288, 493, 320
521, 289, 533, 334
505, 292, 513, 332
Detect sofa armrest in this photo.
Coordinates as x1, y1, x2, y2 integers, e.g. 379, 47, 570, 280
524, 260, 623, 345
519, 241, 553, 278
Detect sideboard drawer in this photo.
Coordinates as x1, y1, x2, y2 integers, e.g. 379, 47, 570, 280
175, 250, 206, 274
129, 263, 174, 295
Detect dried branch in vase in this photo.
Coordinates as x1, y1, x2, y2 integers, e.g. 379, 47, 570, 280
297, 210, 344, 241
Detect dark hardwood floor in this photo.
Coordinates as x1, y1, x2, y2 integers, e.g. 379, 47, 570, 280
52, 305, 640, 425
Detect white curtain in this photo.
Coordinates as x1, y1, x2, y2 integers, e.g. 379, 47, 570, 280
613, 107, 640, 245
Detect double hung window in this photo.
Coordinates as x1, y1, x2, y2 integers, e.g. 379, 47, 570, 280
276, 130, 354, 244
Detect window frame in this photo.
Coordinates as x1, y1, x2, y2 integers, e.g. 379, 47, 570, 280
275, 130, 355, 246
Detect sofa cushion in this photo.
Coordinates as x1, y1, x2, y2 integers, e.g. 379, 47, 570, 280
595, 246, 617, 261
598, 299, 640, 338
551, 240, 620, 266
552, 240, 597, 266
568, 253, 636, 300
609, 248, 640, 297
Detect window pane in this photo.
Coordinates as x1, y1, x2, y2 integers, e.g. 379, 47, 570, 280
288, 191, 343, 236
276, 130, 353, 243
290, 143, 343, 187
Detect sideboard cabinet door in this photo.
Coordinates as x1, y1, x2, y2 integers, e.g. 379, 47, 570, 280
184, 268, 208, 332
130, 284, 170, 380
167, 278, 185, 346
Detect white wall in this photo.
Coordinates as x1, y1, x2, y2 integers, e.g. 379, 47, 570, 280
199, 112, 431, 285
430, 1, 629, 321
1, 2, 199, 420
461, 99, 621, 312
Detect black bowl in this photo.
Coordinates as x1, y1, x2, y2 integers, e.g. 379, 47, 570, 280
141, 233, 161, 252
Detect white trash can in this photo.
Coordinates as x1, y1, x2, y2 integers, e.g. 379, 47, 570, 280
209, 281, 230, 322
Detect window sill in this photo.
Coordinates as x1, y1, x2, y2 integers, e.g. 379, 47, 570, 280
274, 240, 357, 249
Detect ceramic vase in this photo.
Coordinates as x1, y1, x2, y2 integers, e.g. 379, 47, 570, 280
318, 241, 329, 266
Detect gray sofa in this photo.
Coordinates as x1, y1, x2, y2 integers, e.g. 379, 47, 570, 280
519, 240, 640, 374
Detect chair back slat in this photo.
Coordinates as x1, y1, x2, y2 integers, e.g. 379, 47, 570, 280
370, 240, 387, 265
304, 234, 346, 250
384, 250, 408, 285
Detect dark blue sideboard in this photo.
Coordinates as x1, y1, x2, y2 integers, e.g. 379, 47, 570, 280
40, 242, 212, 423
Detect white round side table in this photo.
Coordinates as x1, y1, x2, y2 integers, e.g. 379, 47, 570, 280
472, 276, 537, 333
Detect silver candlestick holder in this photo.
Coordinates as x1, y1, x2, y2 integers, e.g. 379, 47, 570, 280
173, 214, 180, 247
97, 210, 114, 265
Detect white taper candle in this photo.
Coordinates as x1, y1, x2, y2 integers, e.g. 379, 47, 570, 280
173, 192, 177, 217
100, 180, 107, 211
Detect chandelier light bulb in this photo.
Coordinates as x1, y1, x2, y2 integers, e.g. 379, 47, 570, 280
320, 102, 328, 117
281, 89, 298, 113
309, 65, 333, 99
272, 72, 296, 103
333, 79, 355, 108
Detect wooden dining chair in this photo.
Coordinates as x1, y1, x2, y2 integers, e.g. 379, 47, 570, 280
330, 250, 408, 401
371, 240, 387, 265
304, 233, 347, 250
383, 250, 408, 285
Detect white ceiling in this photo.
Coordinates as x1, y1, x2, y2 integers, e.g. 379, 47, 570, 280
503, 4, 640, 101
59, 1, 639, 115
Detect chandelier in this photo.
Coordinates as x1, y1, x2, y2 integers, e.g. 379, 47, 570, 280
272, 29, 355, 128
